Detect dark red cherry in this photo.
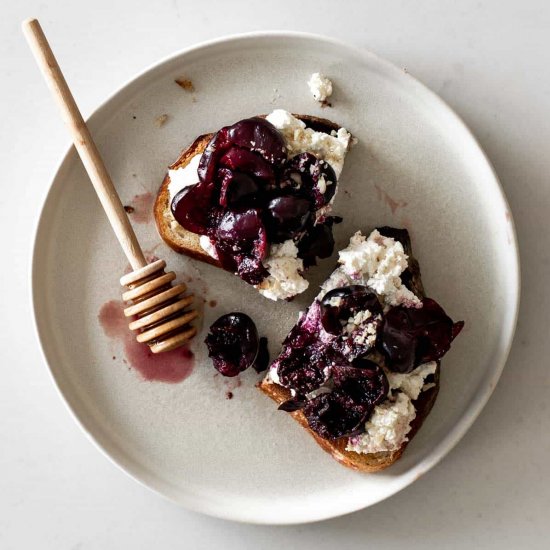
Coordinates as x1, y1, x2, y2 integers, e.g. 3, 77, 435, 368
275, 343, 341, 394
332, 359, 388, 409
275, 348, 326, 394
205, 313, 259, 377
199, 118, 287, 185
252, 337, 270, 373
219, 147, 275, 186
303, 392, 368, 440
381, 298, 464, 373
282, 320, 318, 350
217, 168, 259, 207
216, 208, 267, 255
171, 181, 216, 235
198, 127, 231, 184
265, 195, 312, 242
233, 254, 269, 285
320, 286, 382, 335
226, 117, 287, 165
215, 209, 269, 285
297, 222, 335, 267
285, 152, 337, 208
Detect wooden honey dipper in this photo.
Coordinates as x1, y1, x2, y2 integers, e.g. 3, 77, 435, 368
23, 18, 198, 353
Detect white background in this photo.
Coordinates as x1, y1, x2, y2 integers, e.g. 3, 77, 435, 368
1, 0, 549, 548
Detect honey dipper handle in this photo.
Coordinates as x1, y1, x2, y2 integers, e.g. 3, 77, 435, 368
22, 18, 147, 270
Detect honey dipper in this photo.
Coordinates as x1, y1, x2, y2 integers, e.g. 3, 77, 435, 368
23, 18, 198, 353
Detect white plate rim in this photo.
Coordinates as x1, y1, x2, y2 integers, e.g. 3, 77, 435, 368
30, 30, 520, 524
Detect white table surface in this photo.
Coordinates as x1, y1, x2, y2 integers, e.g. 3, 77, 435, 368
2, 0, 549, 547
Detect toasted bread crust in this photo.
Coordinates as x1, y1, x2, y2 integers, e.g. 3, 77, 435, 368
259, 229, 441, 472
259, 367, 439, 471
153, 114, 342, 268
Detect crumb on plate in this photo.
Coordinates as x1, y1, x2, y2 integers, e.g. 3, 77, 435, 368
155, 114, 169, 127
175, 77, 195, 92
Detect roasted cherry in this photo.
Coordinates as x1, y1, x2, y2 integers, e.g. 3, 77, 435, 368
233, 254, 269, 286
284, 152, 337, 209
265, 195, 312, 242
171, 181, 217, 235
216, 208, 267, 256
215, 208, 269, 285
381, 298, 464, 373
217, 168, 259, 207
282, 320, 318, 350
252, 337, 270, 373
296, 221, 335, 267
226, 117, 287, 165
281, 301, 323, 349
332, 359, 388, 409
275, 343, 339, 394
205, 312, 259, 377
198, 126, 230, 184
320, 286, 382, 335
303, 392, 368, 440
219, 147, 275, 186
301, 359, 388, 440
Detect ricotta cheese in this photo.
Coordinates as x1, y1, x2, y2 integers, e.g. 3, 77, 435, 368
345, 362, 437, 454
267, 364, 281, 385
167, 154, 201, 201
346, 392, 416, 454
257, 240, 309, 301
337, 230, 421, 307
344, 311, 380, 349
265, 109, 351, 178
386, 361, 437, 401
199, 235, 219, 260
344, 309, 373, 334
307, 73, 333, 102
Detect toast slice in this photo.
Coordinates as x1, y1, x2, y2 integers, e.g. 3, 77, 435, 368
260, 227, 449, 472
154, 114, 348, 290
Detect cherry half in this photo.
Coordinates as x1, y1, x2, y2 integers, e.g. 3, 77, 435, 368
381, 298, 464, 373
171, 181, 217, 235
265, 195, 312, 242
215, 208, 269, 285
320, 286, 382, 335
284, 152, 338, 209
205, 312, 259, 377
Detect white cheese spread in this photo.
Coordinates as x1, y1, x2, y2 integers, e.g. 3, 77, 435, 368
199, 235, 218, 260
346, 392, 416, 454
327, 229, 421, 308
386, 361, 437, 401
167, 154, 201, 201
257, 240, 309, 301
265, 109, 350, 178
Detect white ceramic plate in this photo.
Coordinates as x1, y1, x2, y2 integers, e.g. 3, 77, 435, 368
32, 32, 519, 524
